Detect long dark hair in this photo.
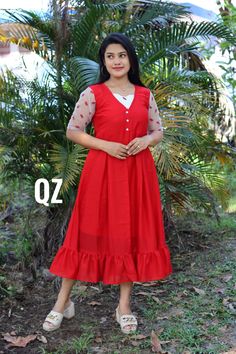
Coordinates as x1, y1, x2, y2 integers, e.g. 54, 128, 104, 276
97, 32, 146, 87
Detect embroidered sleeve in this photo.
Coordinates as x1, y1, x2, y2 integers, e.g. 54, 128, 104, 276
67, 87, 96, 131
148, 91, 163, 134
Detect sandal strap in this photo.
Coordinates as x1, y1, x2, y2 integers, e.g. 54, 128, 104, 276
120, 314, 138, 325
45, 310, 63, 325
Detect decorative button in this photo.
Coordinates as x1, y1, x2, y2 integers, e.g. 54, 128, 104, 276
125, 111, 129, 114
126, 119, 129, 122
126, 128, 129, 131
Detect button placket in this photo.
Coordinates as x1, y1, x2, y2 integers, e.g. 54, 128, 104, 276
125, 110, 129, 131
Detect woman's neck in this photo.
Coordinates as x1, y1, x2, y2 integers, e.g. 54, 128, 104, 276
106, 76, 131, 89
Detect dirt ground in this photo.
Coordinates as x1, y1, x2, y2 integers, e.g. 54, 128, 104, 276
0, 214, 236, 354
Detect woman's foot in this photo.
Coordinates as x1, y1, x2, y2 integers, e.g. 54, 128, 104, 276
116, 303, 138, 333
43, 300, 75, 332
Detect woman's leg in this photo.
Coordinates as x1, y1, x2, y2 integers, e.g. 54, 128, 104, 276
43, 278, 76, 330
119, 281, 133, 313
49, 278, 76, 314
118, 281, 135, 330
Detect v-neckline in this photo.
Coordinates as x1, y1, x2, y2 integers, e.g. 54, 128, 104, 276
102, 82, 137, 110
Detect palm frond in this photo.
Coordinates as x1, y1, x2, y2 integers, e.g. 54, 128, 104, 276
142, 21, 235, 66
69, 57, 99, 92
71, 1, 127, 56
49, 143, 88, 193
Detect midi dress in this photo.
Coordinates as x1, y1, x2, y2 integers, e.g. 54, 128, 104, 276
49, 82, 173, 285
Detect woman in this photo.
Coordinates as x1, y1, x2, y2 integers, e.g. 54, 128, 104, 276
43, 32, 172, 334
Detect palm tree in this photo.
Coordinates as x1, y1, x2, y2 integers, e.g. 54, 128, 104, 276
0, 0, 235, 261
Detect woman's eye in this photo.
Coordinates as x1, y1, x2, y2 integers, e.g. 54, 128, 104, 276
106, 54, 126, 59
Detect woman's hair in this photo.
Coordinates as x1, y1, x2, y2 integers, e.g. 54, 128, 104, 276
97, 32, 146, 87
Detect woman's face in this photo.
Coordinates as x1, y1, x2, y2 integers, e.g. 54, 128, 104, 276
104, 43, 131, 79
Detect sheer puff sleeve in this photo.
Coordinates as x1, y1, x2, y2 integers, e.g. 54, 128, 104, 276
67, 87, 96, 132
148, 91, 163, 134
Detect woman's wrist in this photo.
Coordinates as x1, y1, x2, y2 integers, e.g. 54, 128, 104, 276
145, 132, 163, 146
145, 135, 153, 146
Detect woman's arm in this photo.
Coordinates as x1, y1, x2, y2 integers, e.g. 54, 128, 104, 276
66, 89, 128, 159
146, 130, 163, 147
66, 87, 110, 152
146, 90, 164, 146
66, 129, 109, 152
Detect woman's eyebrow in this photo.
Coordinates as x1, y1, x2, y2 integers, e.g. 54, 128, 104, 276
105, 51, 127, 54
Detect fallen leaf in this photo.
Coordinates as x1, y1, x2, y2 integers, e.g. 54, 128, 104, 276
87, 301, 101, 306
160, 340, 171, 344
182, 290, 189, 296
168, 308, 184, 317
223, 298, 230, 306
131, 340, 140, 346
222, 274, 233, 282
151, 330, 162, 353
130, 334, 149, 340
157, 327, 164, 334
215, 287, 226, 294
100, 317, 107, 323
218, 325, 228, 333
137, 291, 157, 296
192, 287, 205, 295
36, 335, 47, 344
93, 346, 108, 353
229, 304, 235, 311
222, 298, 236, 312
152, 296, 161, 304
222, 349, 236, 354
78, 285, 88, 292
3, 333, 37, 348
90, 286, 101, 292
136, 291, 151, 296
141, 282, 158, 286
159, 279, 169, 283
94, 336, 102, 343
8, 308, 12, 318
199, 244, 210, 249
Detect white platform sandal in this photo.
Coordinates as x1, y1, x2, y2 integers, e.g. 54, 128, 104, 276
43, 301, 75, 332
115, 306, 138, 334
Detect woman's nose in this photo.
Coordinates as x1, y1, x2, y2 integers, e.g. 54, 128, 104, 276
114, 56, 121, 64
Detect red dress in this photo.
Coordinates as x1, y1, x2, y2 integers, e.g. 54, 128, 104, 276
49, 83, 173, 284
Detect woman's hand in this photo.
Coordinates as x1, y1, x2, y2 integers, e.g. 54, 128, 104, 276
126, 135, 151, 155
103, 141, 129, 159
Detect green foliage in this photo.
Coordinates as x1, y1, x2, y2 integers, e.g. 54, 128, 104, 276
0, 275, 17, 299
39, 333, 94, 354
0, 176, 47, 267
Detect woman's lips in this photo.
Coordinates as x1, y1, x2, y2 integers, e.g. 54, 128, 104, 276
113, 67, 124, 70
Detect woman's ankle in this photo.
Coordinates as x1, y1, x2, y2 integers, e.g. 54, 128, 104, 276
119, 299, 131, 306
53, 298, 69, 313
118, 301, 132, 313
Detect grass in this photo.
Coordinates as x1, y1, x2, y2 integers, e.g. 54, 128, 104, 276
39, 333, 94, 354
138, 226, 236, 354
227, 196, 236, 212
